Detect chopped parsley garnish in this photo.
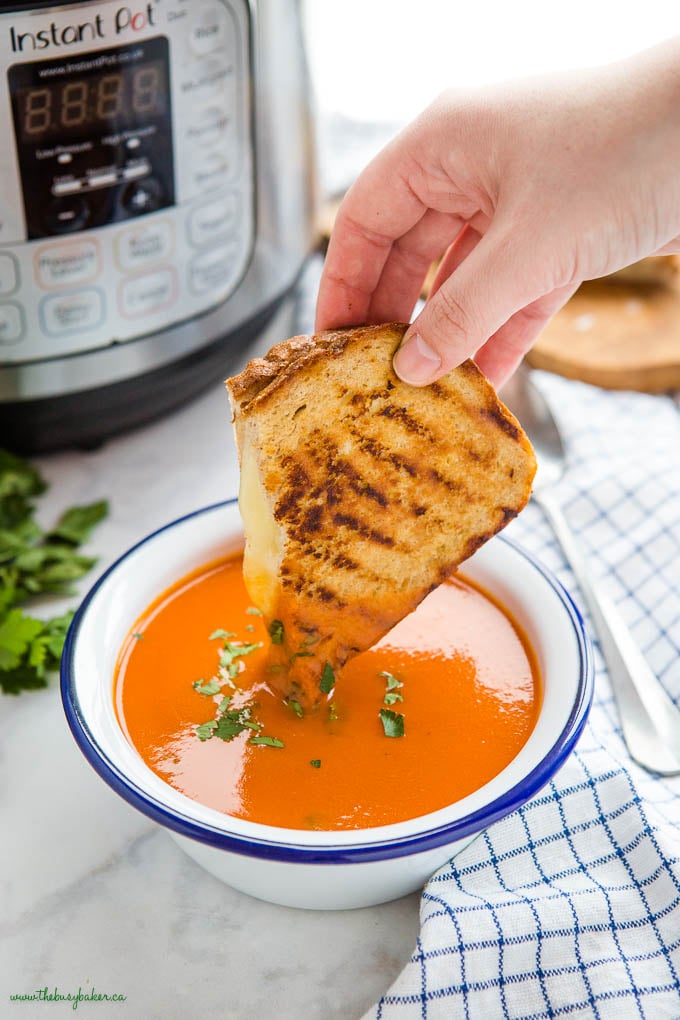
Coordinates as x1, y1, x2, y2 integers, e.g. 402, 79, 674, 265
319, 662, 335, 694
380, 670, 404, 705
287, 698, 304, 718
249, 735, 284, 748
192, 628, 282, 749
192, 678, 221, 696
209, 628, 235, 641
214, 709, 260, 741
379, 708, 405, 738
380, 671, 402, 691
268, 619, 284, 644
0, 448, 107, 695
209, 635, 263, 684
310, 759, 321, 768
246, 606, 263, 616
195, 720, 218, 741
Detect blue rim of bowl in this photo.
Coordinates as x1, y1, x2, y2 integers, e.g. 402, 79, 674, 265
61, 499, 594, 865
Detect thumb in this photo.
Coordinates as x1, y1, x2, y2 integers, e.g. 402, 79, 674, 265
393, 225, 546, 385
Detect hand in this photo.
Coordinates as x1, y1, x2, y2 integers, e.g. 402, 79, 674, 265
315, 39, 680, 388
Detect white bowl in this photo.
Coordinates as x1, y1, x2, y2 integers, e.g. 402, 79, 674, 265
61, 500, 593, 910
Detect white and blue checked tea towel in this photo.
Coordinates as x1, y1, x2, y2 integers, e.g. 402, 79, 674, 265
364, 373, 680, 1019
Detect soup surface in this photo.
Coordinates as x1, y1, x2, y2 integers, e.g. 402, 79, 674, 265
115, 553, 540, 830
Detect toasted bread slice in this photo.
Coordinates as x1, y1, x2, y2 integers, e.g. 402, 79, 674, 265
226, 323, 536, 708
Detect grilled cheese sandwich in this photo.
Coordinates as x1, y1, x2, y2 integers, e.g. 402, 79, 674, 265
227, 323, 536, 708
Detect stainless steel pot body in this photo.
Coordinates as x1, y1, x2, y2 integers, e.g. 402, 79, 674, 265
0, 0, 316, 450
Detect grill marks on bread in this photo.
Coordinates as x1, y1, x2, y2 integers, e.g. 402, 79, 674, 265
227, 323, 536, 707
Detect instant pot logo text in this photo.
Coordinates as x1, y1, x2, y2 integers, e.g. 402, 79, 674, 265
9, 4, 156, 52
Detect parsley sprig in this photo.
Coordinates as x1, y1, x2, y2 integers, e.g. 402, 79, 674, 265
193, 626, 284, 748
378, 671, 405, 737
0, 449, 107, 695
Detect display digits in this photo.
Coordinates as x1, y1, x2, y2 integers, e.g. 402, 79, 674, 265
20, 61, 162, 139
96, 74, 124, 119
23, 88, 52, 136
61, 81, 89, 128
132, 65, 161, 114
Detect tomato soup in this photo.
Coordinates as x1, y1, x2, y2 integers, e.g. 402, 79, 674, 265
115, 553, 541, 830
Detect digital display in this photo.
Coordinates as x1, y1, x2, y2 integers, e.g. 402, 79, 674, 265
15, 60, 167, 141
8, 38, 175, 240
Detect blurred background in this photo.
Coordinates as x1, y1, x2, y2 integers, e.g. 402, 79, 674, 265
303, 0, 679, 197
302, 1, 680, 396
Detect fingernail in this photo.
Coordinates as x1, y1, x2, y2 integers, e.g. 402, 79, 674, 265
393, 333, 442, 385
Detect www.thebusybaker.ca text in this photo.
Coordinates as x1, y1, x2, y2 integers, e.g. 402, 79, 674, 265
9, 986, 127, 1010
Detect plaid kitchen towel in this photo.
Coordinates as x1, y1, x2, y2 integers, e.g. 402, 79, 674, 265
364, 374, 680, 1020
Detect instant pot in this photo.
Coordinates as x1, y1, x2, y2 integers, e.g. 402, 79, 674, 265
0, 0, 316, 452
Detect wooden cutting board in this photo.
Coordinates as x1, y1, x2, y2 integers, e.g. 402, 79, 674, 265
526, 280, 680, 393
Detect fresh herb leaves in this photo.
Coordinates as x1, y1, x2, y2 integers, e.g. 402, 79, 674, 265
310, 759, 321, 768
319, 662, 335, 695
0, 449, 107, 695
48, 502, 109, 546
379, 708, 405, 738
379, 670, 404, 706
378, 671, 405, 736
192, 678, 221, 696
287, 697, 304, 718
268, 619, 284, 644
208, 631, 262, 686
193, 625, 283, 749
249, 735, 285, 748
196, 720, 218, 741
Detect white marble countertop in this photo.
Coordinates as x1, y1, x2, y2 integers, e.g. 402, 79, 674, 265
0, 280, 421, 1019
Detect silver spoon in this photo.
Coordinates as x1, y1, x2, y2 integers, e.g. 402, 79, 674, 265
501, 366, 680, 775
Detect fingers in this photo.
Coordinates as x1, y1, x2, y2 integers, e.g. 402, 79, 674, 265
473, 283, 578, 389
427, 223, 484, 297
315, 136, 430, 331
392, 222, 555, 385
314, 212, 397, 332
366, 209, 466, 324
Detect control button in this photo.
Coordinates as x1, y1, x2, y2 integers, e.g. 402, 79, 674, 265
40, 288, 104, 336
190, 4, 229, 55
119, 268, 177, 318
53, 179, 82, 196
189, 194, 238, 248
115, 220, 174, 271
87, 170, 118, 189
122, 177, 164, 217
0, 303, 24, 344
193, 148, 234, 191
186, 107, 230, 148
0, 254, 19, 295
35, 240, 100, 289
122, 160, 151, 182
181, 57, 231, 101
189, 243, 240, 296
46, 195, 90, 234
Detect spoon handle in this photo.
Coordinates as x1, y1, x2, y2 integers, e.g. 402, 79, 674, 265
534, 490, 680, 775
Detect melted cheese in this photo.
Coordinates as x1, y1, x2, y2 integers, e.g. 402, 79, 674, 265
238, 441, 282, 618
